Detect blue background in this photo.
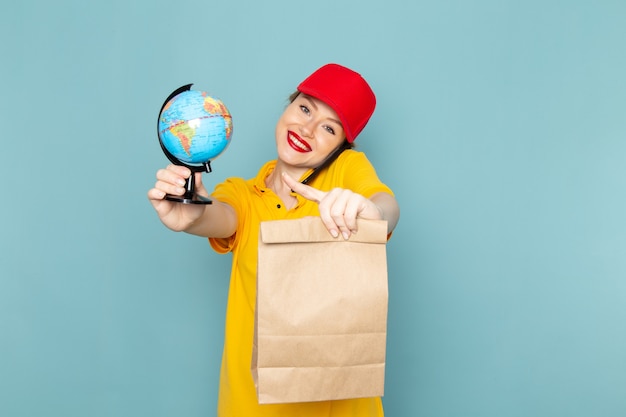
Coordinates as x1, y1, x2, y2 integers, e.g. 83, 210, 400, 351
2, 1, 625, 416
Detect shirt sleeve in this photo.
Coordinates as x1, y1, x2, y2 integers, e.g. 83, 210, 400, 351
207, 177, 247, 254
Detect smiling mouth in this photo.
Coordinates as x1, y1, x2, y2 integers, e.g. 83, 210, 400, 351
287, 131, 312, 152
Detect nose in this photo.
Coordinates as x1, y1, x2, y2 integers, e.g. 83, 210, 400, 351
299, 118, 316, 138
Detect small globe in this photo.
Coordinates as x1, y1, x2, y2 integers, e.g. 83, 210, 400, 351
158, 89, 233, 166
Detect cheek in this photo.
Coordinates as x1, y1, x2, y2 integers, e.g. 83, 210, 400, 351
274, 117, 288, 140
317, 132, 345, 151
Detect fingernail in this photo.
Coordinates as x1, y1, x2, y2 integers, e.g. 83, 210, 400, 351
330, 229, 339, 238
342, 231, 350, 240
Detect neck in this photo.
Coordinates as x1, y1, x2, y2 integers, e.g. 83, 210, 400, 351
266, 165, 300, 207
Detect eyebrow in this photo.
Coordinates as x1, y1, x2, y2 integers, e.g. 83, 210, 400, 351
302, 95, 342, 127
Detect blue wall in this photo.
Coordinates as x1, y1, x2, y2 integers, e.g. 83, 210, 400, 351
2, 1, 625, 416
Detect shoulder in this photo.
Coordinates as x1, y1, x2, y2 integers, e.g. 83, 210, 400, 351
339, 149, 369, 162
335, 150, 393, 197
214, 160, 275, 193
335, 149, 380, 174
335, 149, 376, 171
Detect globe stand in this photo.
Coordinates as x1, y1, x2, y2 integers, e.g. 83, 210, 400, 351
164, 161, 214, 204
158, 83, 214, 205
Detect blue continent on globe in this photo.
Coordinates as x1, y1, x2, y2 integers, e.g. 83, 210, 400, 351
158, 90, 233, 165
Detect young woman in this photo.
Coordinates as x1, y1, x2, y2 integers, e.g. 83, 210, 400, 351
148, 63, 400, 416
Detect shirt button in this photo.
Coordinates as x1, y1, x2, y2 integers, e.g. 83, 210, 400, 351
276, 204, 281, 209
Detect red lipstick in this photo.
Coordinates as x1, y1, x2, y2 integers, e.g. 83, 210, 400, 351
287, 131, 312, 153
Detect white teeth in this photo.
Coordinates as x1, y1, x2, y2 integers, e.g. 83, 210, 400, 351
289, 133, 309, 151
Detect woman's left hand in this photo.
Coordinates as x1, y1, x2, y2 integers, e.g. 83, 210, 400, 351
282, 173, 384, 240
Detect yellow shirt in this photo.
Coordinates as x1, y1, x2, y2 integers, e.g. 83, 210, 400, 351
209, 150, 393, 416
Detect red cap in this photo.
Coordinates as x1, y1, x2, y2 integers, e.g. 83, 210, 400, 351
297, 63, 376, 142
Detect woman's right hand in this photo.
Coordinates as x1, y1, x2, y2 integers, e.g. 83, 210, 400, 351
147, 164, 208, 232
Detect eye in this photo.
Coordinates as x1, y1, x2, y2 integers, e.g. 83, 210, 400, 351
324, 125, 336, 135
299, 105, 311, 115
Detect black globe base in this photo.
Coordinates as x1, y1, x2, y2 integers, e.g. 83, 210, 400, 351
165, 193, 213, 205
164, 170, 213, 205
